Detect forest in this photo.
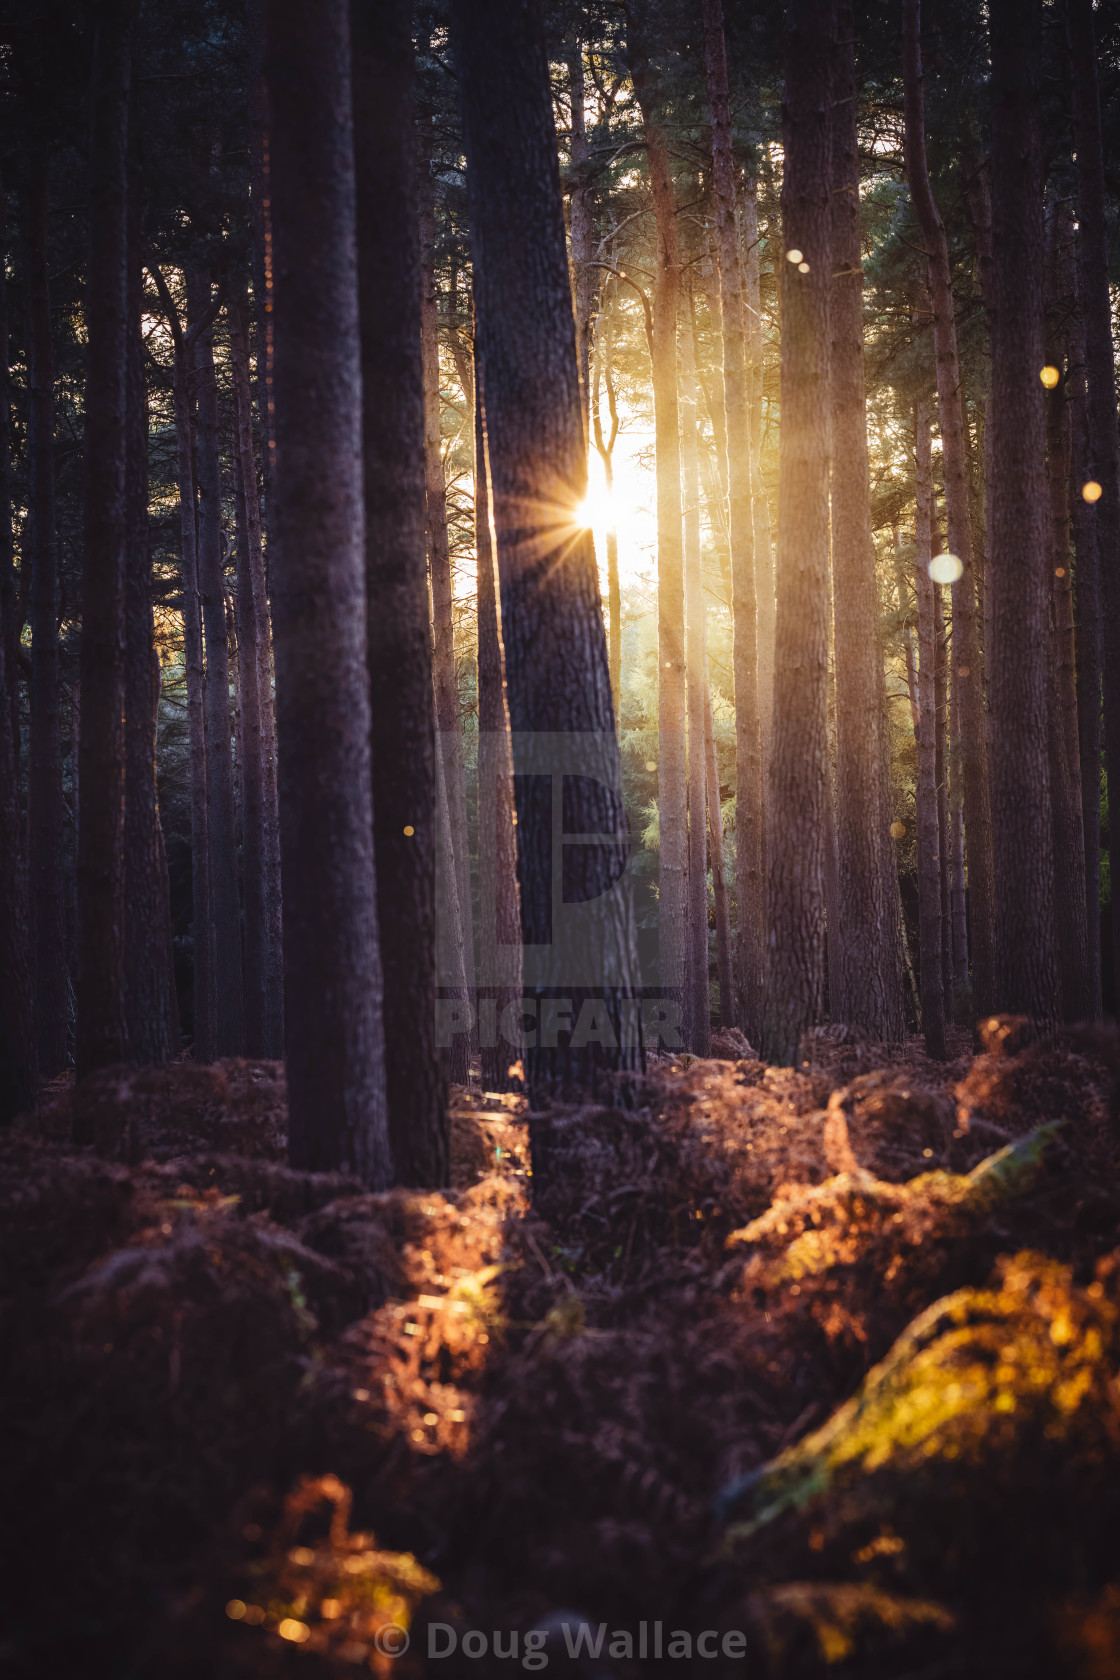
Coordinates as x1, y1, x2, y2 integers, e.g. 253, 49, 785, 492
2, 0, 1120, 1673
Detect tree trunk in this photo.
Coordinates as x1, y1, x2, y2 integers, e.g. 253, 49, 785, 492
247, 0, 273, 529
1061, 194, 1103, 1018
473, 337, 523, 1095
352, 0, 448, 1182
567, 41, 595, 423
682, 293, 710, 1055
949, 659, 969, 1007
26, 154, 68, 1075
932, 577, 951, 1013
148, 263, 214, 1061
743, 176, 776, 770
760, 0, 833, 1065
591, 306, 622, 717
629, 25, 688, 1046
986, 0, 1059, 1022
124, 222, 177, 1063
419, 156, 475, 1021
914, 400, 947, 1056
829, 0, 906, 1038
705, 688, 734, 1032
702, 0, 764, 1044
455, 0, 642, 1132
1068, 0, 1120, 1013
264, 0, 390, 1183
1045, 201, 1092, 1022
76, 0, 134, 1081
0, 170, 36, 1121
902, 0, 997, 1020
229, 295, 284, 1057
188, 269, 244, 1055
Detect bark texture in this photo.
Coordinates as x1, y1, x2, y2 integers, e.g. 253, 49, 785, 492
760, 0, 833, 1065
353, 0, 448, 1185
986, 0, 1058, 1022
77, 0, 134, 1080
264, 0, 390, 1183
902, 0, 997, 1019
455, 0, 641, 1128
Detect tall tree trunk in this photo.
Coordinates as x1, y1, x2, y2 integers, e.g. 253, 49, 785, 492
455, 0, 642, 1133
629, 27, 688, 1046
682, 293, 710, 1055
229, 295, 284, 1057
188, 268, 244, 1056
743, 175, 776, 769
419, 155, 475, 1021
914, 400, 947, 1057
1068, 0, 1120, 1013
1045, 201, 1092, 1022
264, 0, 390, 1183
902, 0, 997, 1020
702, 0, 764, 1043
567, 40, 594, 424
591, 306, 622, 717
474, 350, 523, 1093
0, 170, 36, 1120
987, 0, 1059, 1022
124, 223, 177, 1062
1061, 194, 1104, 1017
829, 0, 905, 1038
949, 658, 969, 1006
760, 0, 833, 1065
247, 0, 273, 529
26, 154, 68, 1074
934, 577, 952, 1006
148, 264, 214, 1061
77, 0, 134, 1081
353, 0, 448, 1182
705, 689, 734, 1032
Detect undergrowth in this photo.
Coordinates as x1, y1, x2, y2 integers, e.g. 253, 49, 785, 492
2, 1020, 1119, 1678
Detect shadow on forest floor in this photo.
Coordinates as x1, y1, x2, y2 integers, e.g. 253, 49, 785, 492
4, 1018, 1120, 1678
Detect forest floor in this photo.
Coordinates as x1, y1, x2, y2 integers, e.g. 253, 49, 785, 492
4, 1018, 1120, 1679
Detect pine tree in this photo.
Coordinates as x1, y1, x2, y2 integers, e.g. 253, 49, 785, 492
829, 0, 906, 1039
986, 0, 1058, 1022
263, 0, 390, 1182
76, 0, 135, 1080
760, 0, 833, 1065
454, 0, 641, 1136
352, 0, 448, 1184
902, 0, 997, 1019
